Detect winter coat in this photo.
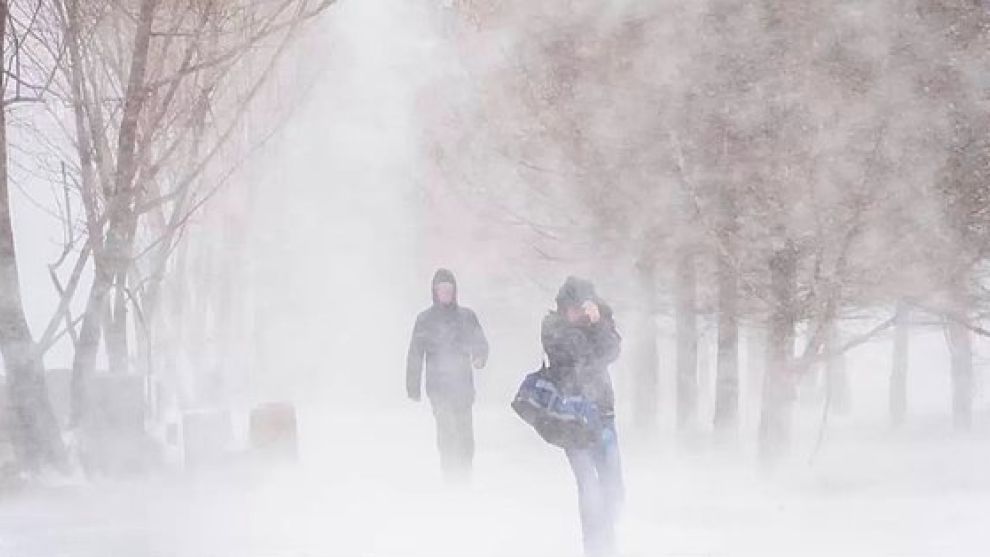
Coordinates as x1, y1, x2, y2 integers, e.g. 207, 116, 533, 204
406, 269, 489, 405
541, 300, 621, 416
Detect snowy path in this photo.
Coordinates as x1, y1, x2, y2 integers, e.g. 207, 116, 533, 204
0, 405, 988, 557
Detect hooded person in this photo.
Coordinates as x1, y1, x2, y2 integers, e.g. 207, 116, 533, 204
406, 268, 489, 482
541, 276, 623, 557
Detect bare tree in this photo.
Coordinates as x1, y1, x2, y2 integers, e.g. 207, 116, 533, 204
425, 0, 989, 454
0, 0, 66, 471
890, 301, 909, 426
50, 0, 336, 427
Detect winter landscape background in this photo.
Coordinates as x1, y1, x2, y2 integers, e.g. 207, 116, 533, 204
1, 1, 989, 556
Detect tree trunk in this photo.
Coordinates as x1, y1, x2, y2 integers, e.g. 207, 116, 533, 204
70, 0, 159, 424
62, 0, 103, 426
890, 301, 909, 427
162, 233, 191, 407
70, 266, 113, 425
825, 323, 850, 414
714, 187, 739, 431
632, 255, 659, 431
186, 236, 216, 406
714, 254, 740, 431
758, 240, 797, 461
0, 7, 66, 469
745, 325, 764, 409
675, 246, 698, 430
136, 98, 205, 416
106, 271, 129, 374
945, 283, 973, 430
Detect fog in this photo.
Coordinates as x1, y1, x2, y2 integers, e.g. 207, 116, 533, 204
1, 1, 989, 556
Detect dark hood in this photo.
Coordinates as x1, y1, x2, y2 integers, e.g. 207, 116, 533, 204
431, 268, 458, 306
555, 276, 597, 312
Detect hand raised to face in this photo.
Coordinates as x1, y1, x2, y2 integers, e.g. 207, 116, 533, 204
582, 300, 601, 324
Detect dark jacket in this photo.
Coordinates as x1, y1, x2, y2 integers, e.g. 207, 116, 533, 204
406, 269, 489, 405
541, 281, 621, 416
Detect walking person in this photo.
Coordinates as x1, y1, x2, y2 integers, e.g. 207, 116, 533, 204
406, 268, 489, 483
541, 276, 624, 557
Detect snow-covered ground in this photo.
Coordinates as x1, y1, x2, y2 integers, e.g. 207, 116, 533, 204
1, 402, 987, 557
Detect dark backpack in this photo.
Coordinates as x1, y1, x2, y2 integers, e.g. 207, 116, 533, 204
511, 363, 603, 449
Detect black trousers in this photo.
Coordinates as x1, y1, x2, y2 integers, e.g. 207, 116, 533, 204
430, 399, 474, 482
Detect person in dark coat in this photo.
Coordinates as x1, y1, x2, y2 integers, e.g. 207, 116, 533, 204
542, 276, 623, 557
406, 268, 489, 482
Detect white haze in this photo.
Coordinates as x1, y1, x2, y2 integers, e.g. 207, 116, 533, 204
2, 1, 989, 556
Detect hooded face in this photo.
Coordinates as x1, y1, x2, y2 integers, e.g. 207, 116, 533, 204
556, 276, 595, 311
556, 276, 597, 325
564, 303, 587, 324
431, 268, 458, 306
434, 282, 455, 306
